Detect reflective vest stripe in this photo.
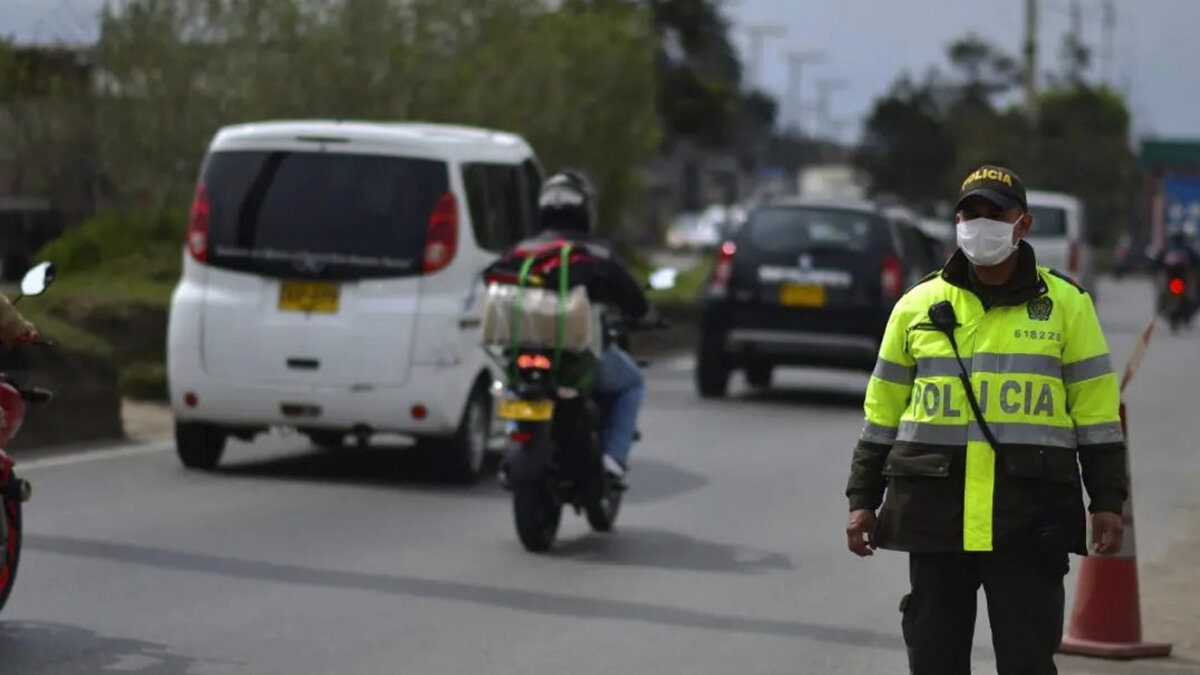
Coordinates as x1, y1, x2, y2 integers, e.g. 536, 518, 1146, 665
1077, 421, 1124, 446
915, 352, 1067, 379
872, 358, 915, 386
972, 353, 1062, 377
897, 420, 1077, 448
914, 357, 962, 378
1062, 353, 1115, 384
860, 421, 898, 444
963, 441, 995, 551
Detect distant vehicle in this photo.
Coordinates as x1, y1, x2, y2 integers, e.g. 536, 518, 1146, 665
665, 212, 713, 252
168, 120, 543, 482
695, 198, 940, 397
797, 164, 869, 201
1025, 190, 1096, 293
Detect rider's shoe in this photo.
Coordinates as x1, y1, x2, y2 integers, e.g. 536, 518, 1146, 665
603, 454, 627, 480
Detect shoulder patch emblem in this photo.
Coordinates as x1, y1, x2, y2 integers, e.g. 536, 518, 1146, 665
1027, 296, 1054, 321
1048, 268, 1088, 294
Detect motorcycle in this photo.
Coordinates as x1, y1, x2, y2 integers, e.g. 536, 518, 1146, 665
493, 313, 667, 553
0, 261, 57, 614
1158, 249, 1195, 333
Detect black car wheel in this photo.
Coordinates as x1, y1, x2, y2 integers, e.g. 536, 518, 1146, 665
746, 364, 774, 390
696, 333, 731, 398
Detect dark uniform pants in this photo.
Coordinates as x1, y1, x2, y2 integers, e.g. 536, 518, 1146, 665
901, 549, 1066, 675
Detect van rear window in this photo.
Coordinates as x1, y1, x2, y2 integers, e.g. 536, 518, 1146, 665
1028, 206, 1068, 238
202, 150, 449, 279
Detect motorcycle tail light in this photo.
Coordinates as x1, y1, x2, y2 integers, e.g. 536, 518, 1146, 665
516, 354, 552, 370
1169, 278, 1186, 295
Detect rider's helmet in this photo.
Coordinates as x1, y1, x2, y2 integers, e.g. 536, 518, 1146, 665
537, 170, 597, 234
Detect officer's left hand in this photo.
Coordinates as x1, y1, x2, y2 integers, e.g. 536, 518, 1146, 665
1092, 512, 1124, 556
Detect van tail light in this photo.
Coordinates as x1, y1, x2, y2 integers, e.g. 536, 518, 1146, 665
1068, 240, 1079, 275
881, 254, 903, 300
187, 182, 210, 262
709, 241, 736, 297
423, 192, 458, 274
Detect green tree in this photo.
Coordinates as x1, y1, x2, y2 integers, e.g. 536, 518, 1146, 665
87, 0, 659, 233
857, 75, 958, 210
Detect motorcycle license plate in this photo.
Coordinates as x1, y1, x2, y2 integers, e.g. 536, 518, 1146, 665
498, 399, 554, 421
279, 281, 341, 314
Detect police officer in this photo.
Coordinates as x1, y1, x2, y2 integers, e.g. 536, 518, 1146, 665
845, 165, 1129, 674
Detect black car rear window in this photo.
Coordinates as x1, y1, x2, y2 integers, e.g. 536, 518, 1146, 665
742, 207, 888, 253
202, 150, 449, 280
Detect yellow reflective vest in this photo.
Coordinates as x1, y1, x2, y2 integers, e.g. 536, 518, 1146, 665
847, 244, 1129, 553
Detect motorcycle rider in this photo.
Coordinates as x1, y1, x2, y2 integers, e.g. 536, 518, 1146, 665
1154, 223, 1200, 311
0, 293, 37, 431
498, 170, 651, 479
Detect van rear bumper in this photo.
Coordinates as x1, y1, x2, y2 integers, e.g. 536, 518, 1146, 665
170, 367, 470, 436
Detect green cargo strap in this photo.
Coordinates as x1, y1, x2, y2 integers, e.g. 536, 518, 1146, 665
552, 244, 572, 383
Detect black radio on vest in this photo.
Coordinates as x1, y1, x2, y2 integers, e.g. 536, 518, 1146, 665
928, 301, 958, 343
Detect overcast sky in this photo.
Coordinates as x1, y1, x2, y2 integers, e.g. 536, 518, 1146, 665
3, 0, 1198, 145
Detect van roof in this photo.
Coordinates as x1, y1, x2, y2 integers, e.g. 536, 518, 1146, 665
1026, 190, 1083, 210
209, 120, 536, 162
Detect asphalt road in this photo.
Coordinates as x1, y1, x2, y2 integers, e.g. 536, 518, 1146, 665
3, 277, 1199, 674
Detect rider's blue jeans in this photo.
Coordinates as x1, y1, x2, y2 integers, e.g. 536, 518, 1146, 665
593, 345, 645, 465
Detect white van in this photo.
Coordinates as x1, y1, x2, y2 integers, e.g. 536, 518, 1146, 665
167, 121, 543, 481
1025, 190, 1095, 294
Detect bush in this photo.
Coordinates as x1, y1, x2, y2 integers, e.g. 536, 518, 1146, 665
38, 211, 184, 284
119, 361, 168, 402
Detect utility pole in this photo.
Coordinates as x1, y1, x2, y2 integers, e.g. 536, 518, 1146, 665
742, 24, 788, 90
784, 50, 825, 136
1102, 0, 1116, 87
815, 77, 849, 141
1023, 0, 1039, 130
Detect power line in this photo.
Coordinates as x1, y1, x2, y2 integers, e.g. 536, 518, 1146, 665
739, 24, 787, 91
784, 50, 825, 136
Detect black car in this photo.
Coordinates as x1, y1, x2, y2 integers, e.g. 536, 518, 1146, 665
696, 198, 943, 397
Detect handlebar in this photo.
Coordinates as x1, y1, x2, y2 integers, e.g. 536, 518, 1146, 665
22, 387, 53, 404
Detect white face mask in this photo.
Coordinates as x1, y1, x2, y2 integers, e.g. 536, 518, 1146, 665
957, 213, 1023, 267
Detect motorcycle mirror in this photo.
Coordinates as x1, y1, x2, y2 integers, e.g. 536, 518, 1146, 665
647, 267, 678, 291
19, 262, 56, 298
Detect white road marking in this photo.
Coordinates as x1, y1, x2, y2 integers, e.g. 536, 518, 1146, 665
17, 441, 175, 472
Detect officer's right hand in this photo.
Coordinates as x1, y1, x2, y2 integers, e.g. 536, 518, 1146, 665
846, 509, 878, 557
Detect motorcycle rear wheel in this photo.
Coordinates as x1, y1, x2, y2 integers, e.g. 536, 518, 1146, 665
0, 494, 22, 613
513, 483, 562, 553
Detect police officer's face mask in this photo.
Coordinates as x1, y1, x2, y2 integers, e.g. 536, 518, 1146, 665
957, 213, 1023, 267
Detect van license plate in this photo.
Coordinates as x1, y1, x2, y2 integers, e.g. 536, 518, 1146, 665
497, 399, 554, 421
781, 283, 825, 308
279, 281, 340, 314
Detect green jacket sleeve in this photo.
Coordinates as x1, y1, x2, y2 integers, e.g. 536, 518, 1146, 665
847, 299, 915, 511
1061, 290, 1129, 515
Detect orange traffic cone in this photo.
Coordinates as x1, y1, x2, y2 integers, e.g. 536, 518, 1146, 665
1060, 402, 1172, 659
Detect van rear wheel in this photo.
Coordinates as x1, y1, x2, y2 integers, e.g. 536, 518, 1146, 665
175, 422, 227, 470
305, 430, 345, 450
431, 385, 491, 484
